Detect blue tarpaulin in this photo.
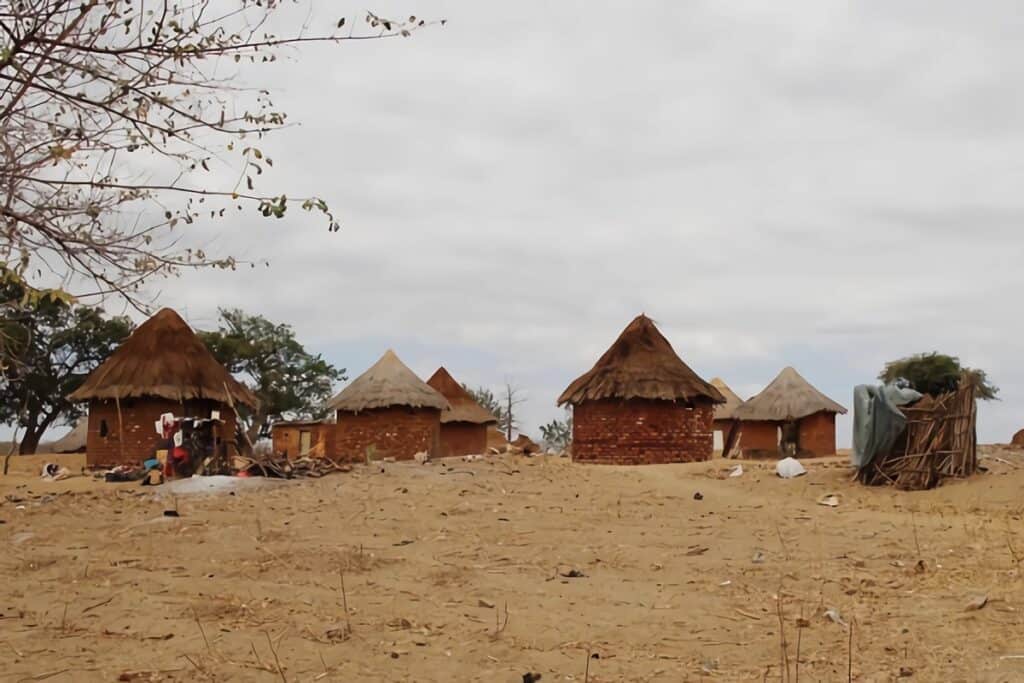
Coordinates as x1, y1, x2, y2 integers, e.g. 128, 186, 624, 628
851, 384, 923, 469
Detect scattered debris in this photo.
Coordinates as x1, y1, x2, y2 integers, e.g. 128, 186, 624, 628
477, 599, 495, 609
729, 464, 744, 478
237, 453, 352, 479
751, 550, 766, 564
776, 457, 807, 479
685, 546, 709, 556
817, 493, 841, 508
413, 450, 430, 464
693, 492, 704, 501
162, 510, 180, 518
560, 569, 585, 578
522, 673, 542, 683
965, 595, 988, 611
824, 608, 847, 626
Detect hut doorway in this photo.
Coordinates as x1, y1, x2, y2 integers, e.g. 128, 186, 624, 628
713, 430, 724, 452
299, 430, 312, 456
779, 421, 799, 455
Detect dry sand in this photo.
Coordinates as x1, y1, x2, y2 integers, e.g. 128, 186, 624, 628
2, 448, 1023, 682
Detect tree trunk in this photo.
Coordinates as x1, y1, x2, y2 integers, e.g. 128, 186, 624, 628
19, 411, 58, 455
19, 428, 43, 455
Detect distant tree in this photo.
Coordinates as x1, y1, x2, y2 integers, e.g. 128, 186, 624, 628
879, 352, 998, 400
539, 410, 572, 452
200, 309, 345, 440
462, 382, 524, 439
0, 289, 133, 454
462, 384, 504, 422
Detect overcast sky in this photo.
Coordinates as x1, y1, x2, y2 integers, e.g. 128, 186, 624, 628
60, 1, 1024, 444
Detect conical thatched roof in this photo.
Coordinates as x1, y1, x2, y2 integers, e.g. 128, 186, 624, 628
326, 349, 448, 413
557, 315, 725, 406
710, 378, 744, 420
733, 366, 847, 421
69, 308, 258, 408
51, 417, 87, 453
426, 367, 498, 425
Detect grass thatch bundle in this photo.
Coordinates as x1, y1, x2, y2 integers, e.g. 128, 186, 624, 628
69, 308, 258, 408
733, 366, 846, 421
558, 315, 724, 406
710, 377, 744, 420
326, 349, 448, 413
426, 367, 498, 425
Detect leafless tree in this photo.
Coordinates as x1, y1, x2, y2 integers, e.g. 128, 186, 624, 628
0, 0, 437, 307
501, 380, 525, 442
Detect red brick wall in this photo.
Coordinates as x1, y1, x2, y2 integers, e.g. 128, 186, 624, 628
86, 398, 237, 468
438, 422, 487, 458
797, 411, 837, 457
571, 399, 714, 465
332, 407, 441, 463
737, 414, 837, 457
739, 420, 779, 453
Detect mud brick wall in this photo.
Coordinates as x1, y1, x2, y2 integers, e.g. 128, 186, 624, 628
438, 422, 487, 458
333, 407, 441, 462
797, 411, 837, 456
571, 398, 714, 465
272, 423, 330, 459
738, 420, 779, 454
86, 398, 236, 468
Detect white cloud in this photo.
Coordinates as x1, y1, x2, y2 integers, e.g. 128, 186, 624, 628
110, 0, 1024, 444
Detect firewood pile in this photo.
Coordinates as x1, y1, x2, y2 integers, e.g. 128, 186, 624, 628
237, 453, 352, 479
858, 377, 977, 490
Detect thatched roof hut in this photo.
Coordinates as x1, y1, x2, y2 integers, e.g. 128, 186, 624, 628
326, 350, 448, 413
710, 378, 744, 421
558, 315, 725, 406
733, 367, 846, 421
51, 417, 87, 453
69, 308, 258, 408
426, 367, 497, 425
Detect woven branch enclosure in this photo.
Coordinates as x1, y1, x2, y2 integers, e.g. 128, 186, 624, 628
858, 377, 977, 490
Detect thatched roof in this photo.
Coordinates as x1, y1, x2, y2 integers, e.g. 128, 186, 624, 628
710, 378, 744, 420
326, 349, 449, 413
51, 417, 87, 453
733, 366, 847, 421
426, 367, 498, 425
557, 315, 725, 406
69, 308, 258, 408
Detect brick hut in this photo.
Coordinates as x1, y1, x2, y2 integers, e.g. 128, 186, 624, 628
710, 378, 744, 457
426, 367, 498, 457
557, 315, 725, 465
69, 308, 259, 468
733, 366, 847, 457
326, 349, 449, 462
271, 419, 333, 459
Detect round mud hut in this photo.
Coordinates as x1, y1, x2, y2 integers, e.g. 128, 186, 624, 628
326, 350, 449, 462
69, 308, 259, 468
732, 366, 847, 457
426, 367, 498, 458
557, 315, 725, 465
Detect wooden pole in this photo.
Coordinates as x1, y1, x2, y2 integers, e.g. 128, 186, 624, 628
114, 395, 125, 463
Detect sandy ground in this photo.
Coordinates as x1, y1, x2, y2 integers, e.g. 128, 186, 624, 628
2, 448, 1024, 682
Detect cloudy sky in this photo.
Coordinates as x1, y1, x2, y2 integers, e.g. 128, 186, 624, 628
76, 1, 1024, 444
